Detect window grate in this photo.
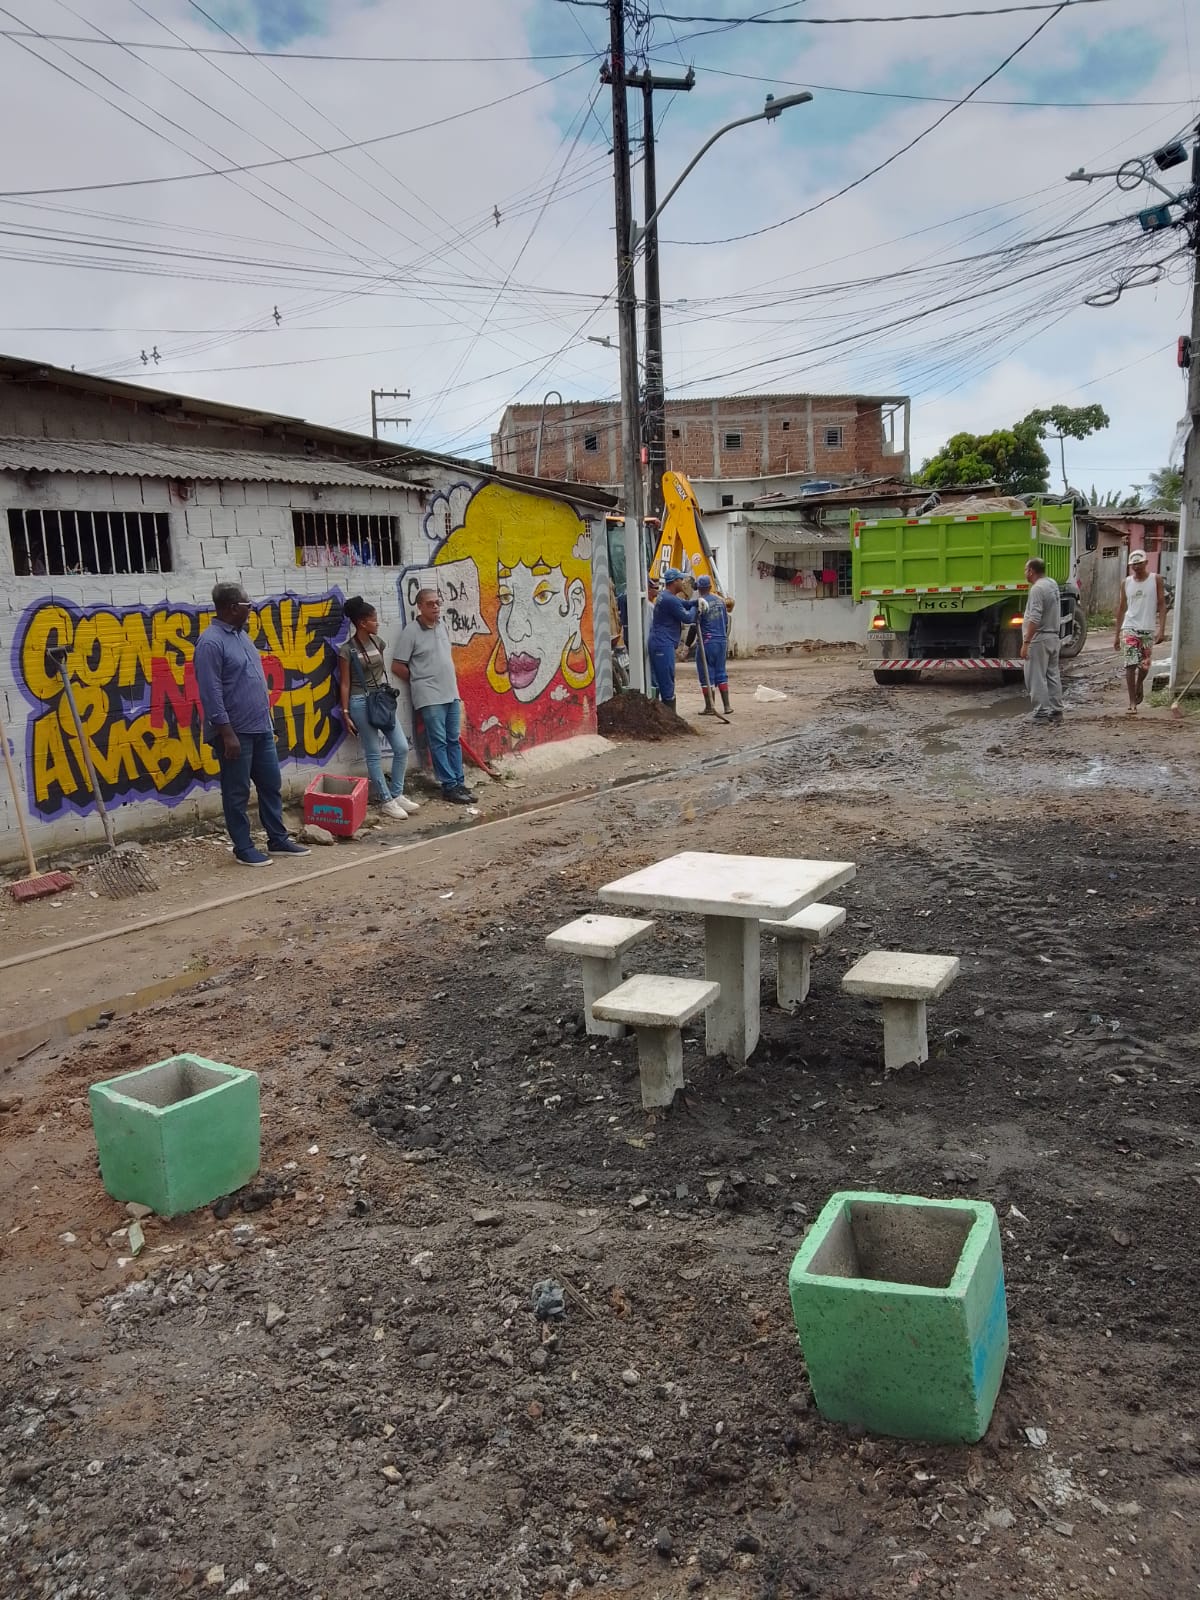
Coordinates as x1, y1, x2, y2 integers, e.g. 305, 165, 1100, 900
823, 426, 844, 450
583, 433, 599, 453
8, 507, 172, 576
770, 546, 852, 600
292, 511, 400, 568
724, 431, 743, 451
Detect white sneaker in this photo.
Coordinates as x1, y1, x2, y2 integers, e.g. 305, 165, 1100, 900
392, 794, 421, 815
380, 798, 408, 820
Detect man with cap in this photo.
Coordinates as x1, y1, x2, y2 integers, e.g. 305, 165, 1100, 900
1114, 549, 1167, 715
694, 575, 733, 715
647, 568, 699, 711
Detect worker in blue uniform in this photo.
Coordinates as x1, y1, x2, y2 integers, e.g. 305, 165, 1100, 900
647, 568, 699, 711
694, 575, 732, 715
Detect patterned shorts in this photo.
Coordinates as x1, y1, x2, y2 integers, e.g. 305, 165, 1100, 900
1121, 631, 1153, 671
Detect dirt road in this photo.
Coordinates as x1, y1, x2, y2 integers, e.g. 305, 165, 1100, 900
1, 647, 1198, 1600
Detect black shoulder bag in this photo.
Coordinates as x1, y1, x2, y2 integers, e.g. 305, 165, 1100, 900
349, 636, 400, 731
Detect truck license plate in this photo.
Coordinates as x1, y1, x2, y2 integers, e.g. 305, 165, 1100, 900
921, 596, 966, 611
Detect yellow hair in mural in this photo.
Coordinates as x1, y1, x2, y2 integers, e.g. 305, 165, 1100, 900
433, 483, 594, 706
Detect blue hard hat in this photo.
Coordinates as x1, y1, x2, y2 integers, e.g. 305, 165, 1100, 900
663, 567, 685, 584
696, 575, 713, 590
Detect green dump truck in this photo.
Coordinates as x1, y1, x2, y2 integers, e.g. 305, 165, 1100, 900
853, 498, 1086, 685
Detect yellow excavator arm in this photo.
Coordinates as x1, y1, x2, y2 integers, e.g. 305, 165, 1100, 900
649, 471, 725, 596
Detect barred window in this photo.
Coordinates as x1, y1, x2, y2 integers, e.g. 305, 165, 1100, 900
292, 511, 401, 568
770, 546, 852, 600
8, 507, 171, 576
824, 426, 844, 450
724, 431, 743, 451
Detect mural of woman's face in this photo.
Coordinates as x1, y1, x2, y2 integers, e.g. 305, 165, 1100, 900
497, 560, 586, 703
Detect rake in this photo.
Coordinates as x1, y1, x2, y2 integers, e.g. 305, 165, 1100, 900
0, 702, 74, 903
48, 648, 158, 900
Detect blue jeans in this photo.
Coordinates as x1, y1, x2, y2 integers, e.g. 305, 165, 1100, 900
216, 732, 289, 858
349, 694, 409, 804
419, 700, 465, 793
648, 640, 676, 702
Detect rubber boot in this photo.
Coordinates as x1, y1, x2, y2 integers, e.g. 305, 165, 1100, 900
719, 685, 732, 714
700, 687, 716, 715
663, 698, 676, 713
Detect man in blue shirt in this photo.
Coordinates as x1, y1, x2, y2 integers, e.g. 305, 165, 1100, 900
647, 568, 699, 711
194, 582, 310, 867
694, 575, 732, 716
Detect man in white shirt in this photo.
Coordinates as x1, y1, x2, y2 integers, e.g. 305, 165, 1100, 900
1113, 549, 1167, 715
1020, 558, 1065, 724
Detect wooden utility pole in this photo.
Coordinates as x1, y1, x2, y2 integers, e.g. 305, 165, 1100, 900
606, 0, 648, 693
1171, 124, 1200, 693
624, 68, 695, 526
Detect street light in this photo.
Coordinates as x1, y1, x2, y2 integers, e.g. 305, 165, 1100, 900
617, 90, 814, 694
632, 92, 814, 254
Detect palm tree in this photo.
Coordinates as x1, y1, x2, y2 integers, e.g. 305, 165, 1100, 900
1134, 467, 1183, 512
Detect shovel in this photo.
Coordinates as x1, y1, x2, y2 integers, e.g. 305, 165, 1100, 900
694, 606, 730, 725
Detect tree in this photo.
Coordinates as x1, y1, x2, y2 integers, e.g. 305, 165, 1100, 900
1023, 404, 1111, 492
917, 423, 1051, 495
1134, 466, 1183, 512
917, 404, 1110, 496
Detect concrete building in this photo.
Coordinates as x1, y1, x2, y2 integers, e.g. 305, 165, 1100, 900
492, 393, 911, 492
0, 357, 613, 863
1075, 509, 1179, 615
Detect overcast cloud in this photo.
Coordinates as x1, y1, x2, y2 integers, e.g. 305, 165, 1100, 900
0, 0, 1194, 494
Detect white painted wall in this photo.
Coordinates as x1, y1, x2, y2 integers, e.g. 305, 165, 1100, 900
0, 465, 608, 863
721, 514, 870, 654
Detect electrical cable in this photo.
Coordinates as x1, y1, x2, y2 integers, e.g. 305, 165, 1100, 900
661, 1, 1075, 246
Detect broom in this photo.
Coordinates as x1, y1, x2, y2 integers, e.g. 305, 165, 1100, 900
48, 649, 157, 900
0, 703, 74, 903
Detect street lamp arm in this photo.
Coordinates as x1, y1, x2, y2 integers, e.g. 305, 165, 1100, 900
631, 92, 812, 253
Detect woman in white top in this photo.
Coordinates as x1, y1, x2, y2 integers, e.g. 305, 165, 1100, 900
1113, 550, 1166, 714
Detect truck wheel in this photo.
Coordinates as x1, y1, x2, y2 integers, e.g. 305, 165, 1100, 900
1060, 604, 1088, 660
1001, 668, 1024, 686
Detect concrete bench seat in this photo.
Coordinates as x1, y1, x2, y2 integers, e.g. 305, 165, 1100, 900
546, 914, 656, 1039
762, 902, 846, 1011
591, 974, 719, 1109
842, 952, 961, 1072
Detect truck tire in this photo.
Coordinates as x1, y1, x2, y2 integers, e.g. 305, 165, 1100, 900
1060, 603, 1088, 660
1001, 668, 1024, 686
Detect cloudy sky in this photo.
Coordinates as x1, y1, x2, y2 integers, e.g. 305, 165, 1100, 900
0, 0, 1194, 494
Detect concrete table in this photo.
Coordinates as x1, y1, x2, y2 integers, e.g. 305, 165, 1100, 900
599, 851, 856, 1062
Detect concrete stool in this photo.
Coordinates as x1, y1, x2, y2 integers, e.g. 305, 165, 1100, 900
591, 974, 719, 1109
762, 902, 846, 1012
842, 952, 961, 1072
546, 914, 656, 1039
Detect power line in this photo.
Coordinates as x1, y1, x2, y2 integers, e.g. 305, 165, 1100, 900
665, 1, 1076, 246
0, 29, 597, 63
661, 60, 1194, 110
0, 60, 591, 197
560, 0, 1107, 20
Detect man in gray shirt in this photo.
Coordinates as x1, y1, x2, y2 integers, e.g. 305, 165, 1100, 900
1019, 557, 1064, 724
391, 589, 476, 805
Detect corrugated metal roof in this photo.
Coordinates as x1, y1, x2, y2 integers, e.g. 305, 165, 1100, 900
0, 437, 409, 489
747, 519, 850, 547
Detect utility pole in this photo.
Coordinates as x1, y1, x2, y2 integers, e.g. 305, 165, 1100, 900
370, 387, 411, 440
605, 0, 648, 694
623, 68, 695, 526
1173, 122, 1200, 695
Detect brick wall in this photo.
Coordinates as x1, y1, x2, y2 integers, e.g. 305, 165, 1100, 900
492, 395, 907, 487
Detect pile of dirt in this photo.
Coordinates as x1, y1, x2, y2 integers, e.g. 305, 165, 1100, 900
598, 690, 696, 741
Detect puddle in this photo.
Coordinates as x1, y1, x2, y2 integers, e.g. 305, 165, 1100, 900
0, 966, 214, 1070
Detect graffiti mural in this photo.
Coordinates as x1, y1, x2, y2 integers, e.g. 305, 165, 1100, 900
12, 591, 346, 819
399, 482, 596, 757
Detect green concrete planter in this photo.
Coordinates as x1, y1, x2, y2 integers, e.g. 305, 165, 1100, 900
89, 1054, 260, 1219
788, 1190, 1008, 1443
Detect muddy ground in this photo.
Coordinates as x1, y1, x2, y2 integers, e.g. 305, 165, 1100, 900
1, 646, 1198, 1600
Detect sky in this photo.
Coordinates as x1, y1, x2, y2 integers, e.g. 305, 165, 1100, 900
0, 0, 1194, 496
